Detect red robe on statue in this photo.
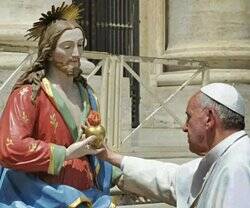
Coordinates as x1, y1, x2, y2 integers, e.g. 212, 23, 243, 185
0, 83, 94, 191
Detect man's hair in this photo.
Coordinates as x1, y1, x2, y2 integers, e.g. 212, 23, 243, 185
199, 93, 245, 130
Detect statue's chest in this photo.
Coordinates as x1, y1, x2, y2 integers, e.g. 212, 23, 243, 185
65, 96, 82, 126
56, 87, 83, 127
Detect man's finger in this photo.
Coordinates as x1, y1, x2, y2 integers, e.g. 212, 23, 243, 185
96, 148, 105, 153
91, 148, 105, 155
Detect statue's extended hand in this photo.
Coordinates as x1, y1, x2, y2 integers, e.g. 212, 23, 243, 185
65, 135, 104, 160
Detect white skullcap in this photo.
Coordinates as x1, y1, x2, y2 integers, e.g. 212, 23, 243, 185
200, 83, 245, 117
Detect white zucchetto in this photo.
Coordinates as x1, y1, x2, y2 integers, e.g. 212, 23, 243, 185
200, 83, 245, 117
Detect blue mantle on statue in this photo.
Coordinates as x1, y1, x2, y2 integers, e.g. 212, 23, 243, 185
0, 162, 112, 208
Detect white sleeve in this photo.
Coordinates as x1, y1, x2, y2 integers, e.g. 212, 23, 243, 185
120, 156, 179, 205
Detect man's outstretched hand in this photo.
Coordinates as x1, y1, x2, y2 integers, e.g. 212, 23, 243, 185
95, 139, 124, 169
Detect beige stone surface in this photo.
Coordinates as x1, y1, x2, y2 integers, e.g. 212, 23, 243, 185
0, 1, 72, 66
165, 0, 250, 68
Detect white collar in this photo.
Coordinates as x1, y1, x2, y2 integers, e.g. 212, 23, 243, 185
204, 130, 247, 168
188, 130, 247, 204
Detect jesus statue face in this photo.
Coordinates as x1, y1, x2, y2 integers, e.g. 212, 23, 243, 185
51, 28, 84, 76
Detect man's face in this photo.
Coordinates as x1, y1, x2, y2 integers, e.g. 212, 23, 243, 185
182, 94, 210, 155
51, 28, 84, 76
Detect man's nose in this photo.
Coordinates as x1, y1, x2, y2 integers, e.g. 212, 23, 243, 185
182, 123, 188, 132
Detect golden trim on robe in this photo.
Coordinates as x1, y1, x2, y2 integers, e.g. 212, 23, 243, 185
68, 196, 92, 208
21, 111, 29, 123
19, 87, 29, 96
6, 137, 14, 147
50, 113, 58, 133
48, 145, 55, 175
28, 142, 39, 153
42, 78, 54, 98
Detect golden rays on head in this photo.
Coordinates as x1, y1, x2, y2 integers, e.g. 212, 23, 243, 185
25, 2, 83, 41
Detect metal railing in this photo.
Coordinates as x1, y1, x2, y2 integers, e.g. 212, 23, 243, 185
0, 52, 35, 112
81, 51, 207, 151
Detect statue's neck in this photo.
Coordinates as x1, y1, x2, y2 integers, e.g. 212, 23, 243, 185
47, 65, 75, 93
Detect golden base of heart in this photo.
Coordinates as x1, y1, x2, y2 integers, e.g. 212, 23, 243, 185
85, 125, 106, 148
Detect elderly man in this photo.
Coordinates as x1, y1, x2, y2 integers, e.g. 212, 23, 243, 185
99, 83, 250, 208
0, 3, 119, 208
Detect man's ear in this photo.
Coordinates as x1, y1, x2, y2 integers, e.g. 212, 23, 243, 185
205, 109, 216, 130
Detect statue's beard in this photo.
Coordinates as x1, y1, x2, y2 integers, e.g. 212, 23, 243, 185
54, 58, 81, 77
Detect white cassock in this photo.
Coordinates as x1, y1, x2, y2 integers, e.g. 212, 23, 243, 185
119, 130, 250, 208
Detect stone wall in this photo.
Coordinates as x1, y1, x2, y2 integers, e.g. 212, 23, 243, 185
0, 0, 71, 69
135, 0, 250, 159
